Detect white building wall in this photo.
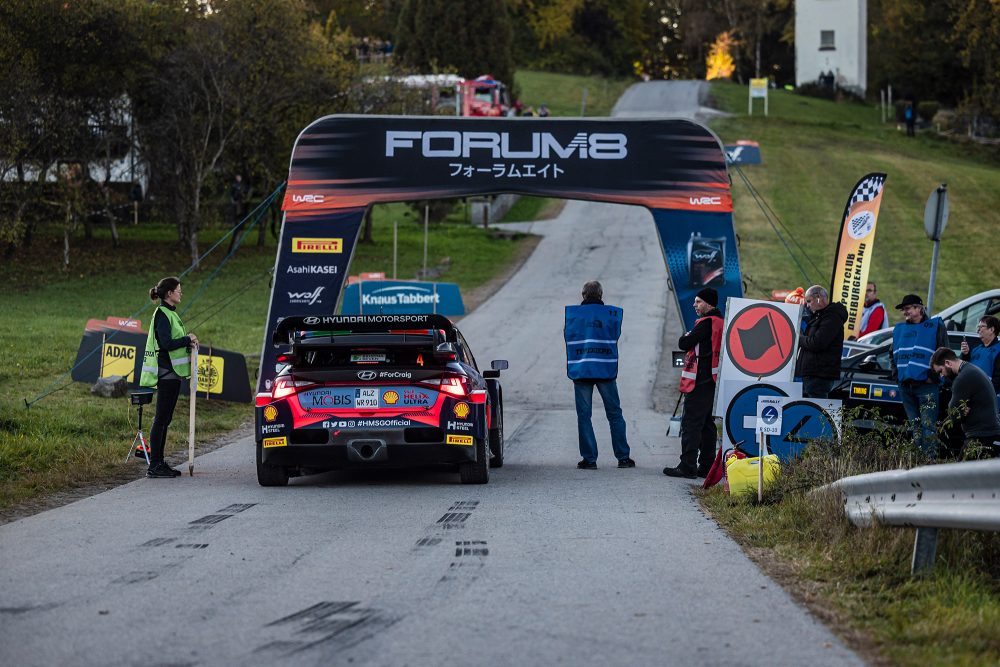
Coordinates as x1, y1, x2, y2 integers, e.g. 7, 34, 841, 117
795, 0, 867, 95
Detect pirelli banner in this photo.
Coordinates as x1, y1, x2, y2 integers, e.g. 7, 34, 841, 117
831, 173, 888, 339
259, 115, 742, 395
72, 318, 252, 403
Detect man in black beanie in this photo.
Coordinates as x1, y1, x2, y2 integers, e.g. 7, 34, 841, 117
664, 288, 724, 478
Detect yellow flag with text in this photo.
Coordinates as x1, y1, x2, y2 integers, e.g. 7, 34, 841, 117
831, 173, 887, 339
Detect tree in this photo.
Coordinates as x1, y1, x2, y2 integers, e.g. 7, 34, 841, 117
951, 0, 1000, 124
394, 0, 515, 88
137, 0, 353, 265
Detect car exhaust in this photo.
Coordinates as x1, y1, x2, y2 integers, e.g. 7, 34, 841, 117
347, 439, 388, 463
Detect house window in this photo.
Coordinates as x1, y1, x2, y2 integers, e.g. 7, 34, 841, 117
820, 30, 836, 50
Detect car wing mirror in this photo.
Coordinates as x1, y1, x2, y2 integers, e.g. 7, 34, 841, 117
858, 354, 880, 372
490, 359, 509, 371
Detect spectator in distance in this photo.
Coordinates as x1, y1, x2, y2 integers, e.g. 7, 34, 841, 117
892, 294, 948, 457
961, 315, 1000, 409
564, 281, 634, 470
931, 346, 1000, 458
859, 281, 887, 338
140, 277, 200, 478
663, 288, 723, 479
795, 285, 848, 398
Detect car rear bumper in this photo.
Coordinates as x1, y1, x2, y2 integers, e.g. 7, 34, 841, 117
259, 439, 480, 469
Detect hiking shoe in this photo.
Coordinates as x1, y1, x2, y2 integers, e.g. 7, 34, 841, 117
696, 466, 712, 478
662, 465, 697, 479
617, 458, 636, 468
164, 465, 183, 477
146, 464, 176, 479
576, 459, 597, 470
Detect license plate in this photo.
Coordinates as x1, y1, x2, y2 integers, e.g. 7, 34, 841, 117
351, 353, 386, 363
355, 388, 378, 408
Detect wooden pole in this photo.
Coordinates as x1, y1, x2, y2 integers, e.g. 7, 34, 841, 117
188, 348, 198, 476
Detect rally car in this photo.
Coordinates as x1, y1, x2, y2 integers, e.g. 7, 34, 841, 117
831, 330, 979, 455
255, 314, 507, 486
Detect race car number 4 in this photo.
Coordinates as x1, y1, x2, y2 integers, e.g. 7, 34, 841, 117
355, 388, 378, 408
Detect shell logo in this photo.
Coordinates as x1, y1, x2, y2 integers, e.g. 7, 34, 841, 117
382, 390, 399, 405
263, 405, 278, 422
453, 402, 470, 419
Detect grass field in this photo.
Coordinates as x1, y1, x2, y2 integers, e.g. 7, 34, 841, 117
0, 199, 532, 508
515, 70, 633, 117
709, 81, 1000, 309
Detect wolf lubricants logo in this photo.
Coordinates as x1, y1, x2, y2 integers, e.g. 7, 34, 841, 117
292, 238, 342, 253
385, 130, 628, 160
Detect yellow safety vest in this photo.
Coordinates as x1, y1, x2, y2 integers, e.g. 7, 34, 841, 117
140, 306, 191, 386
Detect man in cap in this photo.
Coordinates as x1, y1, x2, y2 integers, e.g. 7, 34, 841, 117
930, 346, 1000, 457
892, 294, 948, 456
664, 288, 724, 479
795, 285, 848, 399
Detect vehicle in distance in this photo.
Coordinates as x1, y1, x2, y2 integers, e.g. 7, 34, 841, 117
255, 314, 507, 486
854, 289, 1000, 348
832, 330, 978, 456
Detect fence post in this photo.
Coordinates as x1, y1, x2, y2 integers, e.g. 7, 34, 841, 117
911, 527, 939, 575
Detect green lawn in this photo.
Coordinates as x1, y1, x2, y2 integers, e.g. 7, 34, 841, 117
515, 69, 633, 117
0, 200, 532, 508
709, 81, 1000, 310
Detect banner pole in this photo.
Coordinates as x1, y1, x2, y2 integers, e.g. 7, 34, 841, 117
188, 348, 198, 476
393, 220, 398, 280
423, 205, 429, 278
758, 431, 764, 502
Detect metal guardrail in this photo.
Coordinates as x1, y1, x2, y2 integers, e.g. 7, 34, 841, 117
824, 459, 1000, 574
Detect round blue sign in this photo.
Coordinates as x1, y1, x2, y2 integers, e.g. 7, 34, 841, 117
761, 406, 779, 424
765, 400, 838, 462
724, 384, 790, 457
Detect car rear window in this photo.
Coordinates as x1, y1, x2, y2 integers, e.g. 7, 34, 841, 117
297, 345, 441, 369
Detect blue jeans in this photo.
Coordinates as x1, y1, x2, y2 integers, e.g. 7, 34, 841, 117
574, 380, 629, 463
899, 381, 940, 457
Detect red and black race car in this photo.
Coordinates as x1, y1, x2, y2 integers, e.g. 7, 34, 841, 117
255, 314, 507, 486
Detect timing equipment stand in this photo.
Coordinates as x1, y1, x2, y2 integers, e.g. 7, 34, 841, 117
127, 390, 155, 465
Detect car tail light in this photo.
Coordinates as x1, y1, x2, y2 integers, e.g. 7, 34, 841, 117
469, 389, 487, 404
421, 376, 467, 397
271, 376, 315, 400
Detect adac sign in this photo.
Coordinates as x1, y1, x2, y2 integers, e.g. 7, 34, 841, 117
341, 281, 465, 316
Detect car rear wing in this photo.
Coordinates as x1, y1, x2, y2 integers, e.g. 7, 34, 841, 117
272, 314, 458, 347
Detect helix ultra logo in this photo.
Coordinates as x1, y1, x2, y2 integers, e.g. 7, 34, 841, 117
386, 130, 628, 160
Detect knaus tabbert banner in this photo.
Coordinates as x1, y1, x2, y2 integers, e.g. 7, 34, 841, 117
830, 173, 887, 340
259, 115, 743, 395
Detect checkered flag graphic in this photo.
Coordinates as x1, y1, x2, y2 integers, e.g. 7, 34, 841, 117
850, 175, 885, 206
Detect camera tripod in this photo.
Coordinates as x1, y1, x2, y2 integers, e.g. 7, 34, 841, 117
127, 391, 154, 464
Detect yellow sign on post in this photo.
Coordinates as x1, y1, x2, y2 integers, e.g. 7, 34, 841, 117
100, 342, 137, 379
196, 354, 225, 395
749, 78, 769, 116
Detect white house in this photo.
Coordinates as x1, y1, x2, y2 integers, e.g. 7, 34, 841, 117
795, 0, 867, 95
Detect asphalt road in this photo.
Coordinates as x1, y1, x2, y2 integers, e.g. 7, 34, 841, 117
0, 83, 862, 667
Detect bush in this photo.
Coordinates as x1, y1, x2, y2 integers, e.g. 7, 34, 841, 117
917, 101, 940, 123
796, 82, 837, 101
406, 199, 457, 223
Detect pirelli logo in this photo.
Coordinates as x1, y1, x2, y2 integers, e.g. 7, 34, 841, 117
446, 434, 474, 446
292, 237, 342, 253
262, 436, 288, 448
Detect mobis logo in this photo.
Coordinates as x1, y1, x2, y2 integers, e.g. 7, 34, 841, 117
386, 130, 628, 160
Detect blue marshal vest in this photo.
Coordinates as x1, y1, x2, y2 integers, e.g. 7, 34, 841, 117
564, 304, 623, 381
969, 340, 1000, 408
892, 317, 943, 383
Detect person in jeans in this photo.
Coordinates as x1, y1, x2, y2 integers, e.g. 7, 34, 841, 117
564, 281, 633, 469
931, 346, 1000, 457
663, 288, 723, 479
892, 294, 947, 456
795, 285, 848, 398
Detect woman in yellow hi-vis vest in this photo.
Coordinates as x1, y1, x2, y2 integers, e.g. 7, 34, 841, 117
140, 276, 199, 478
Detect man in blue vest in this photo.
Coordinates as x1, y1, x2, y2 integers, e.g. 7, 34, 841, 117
564, 281, 634, 469
892, 293, 948, 456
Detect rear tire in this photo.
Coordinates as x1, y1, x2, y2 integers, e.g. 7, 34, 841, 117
256, 444, 289, 487
459, 437, 489, 484
489, 412, 504, 469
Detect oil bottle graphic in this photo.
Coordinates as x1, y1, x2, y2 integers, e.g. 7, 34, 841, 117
687, 232, 726, 287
